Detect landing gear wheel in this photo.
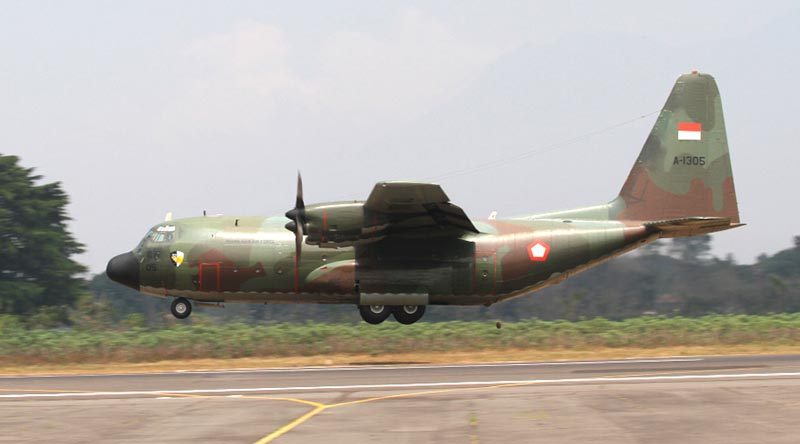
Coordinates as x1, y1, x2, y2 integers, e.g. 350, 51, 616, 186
392, 305, 426, 325
171, 297, 192, 319
358, 305, 391, 324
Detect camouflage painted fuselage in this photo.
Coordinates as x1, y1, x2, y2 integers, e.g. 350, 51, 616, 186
136, 215, 652, 306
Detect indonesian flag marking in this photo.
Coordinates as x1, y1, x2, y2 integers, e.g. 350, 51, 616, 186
678, 122, 702, 141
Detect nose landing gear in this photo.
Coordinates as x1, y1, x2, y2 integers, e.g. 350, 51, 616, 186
171, 297, 192, 319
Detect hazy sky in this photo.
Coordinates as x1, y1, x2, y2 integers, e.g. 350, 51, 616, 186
2, 1, 799, 273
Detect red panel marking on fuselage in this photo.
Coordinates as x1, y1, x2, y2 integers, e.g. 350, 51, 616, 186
198, 262, 221, 291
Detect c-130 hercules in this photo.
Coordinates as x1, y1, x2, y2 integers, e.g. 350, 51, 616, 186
107, 71, 742, 324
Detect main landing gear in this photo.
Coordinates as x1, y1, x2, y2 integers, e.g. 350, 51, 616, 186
171, 297, 192, 319
358, 305, 426, 325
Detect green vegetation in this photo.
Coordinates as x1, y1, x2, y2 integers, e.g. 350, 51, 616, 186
2, 314, 799, 366
0, 154, 86, 316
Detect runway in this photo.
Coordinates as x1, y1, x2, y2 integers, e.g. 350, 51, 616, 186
1, 354, 800, 443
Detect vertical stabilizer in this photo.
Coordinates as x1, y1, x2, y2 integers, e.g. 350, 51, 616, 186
614, 72, 740, 223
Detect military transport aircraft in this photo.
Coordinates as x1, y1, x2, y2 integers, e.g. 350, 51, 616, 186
107, 71, 742, 324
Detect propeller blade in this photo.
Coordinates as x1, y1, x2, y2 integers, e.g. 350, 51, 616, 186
286, 170, 306, 271
294, 212, 303, 263
285, 171, 306, 223
293, 211, 303, 293
295, 171, 305, 213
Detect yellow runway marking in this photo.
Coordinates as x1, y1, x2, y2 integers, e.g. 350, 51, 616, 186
328, 381, 526, 408
156, 392, 324, 408
253, 405, 328, 444
0, 384, 328, 444
239, 395, 325, 408
251, 382, 538, 443
147, 392, 327, 442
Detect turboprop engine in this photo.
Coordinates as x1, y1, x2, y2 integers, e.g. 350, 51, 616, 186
295, 202, 366, 247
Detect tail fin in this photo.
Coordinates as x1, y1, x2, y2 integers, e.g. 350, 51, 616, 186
614, 71, 740, 224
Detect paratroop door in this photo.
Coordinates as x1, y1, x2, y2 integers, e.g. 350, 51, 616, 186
199, 262, 220, 292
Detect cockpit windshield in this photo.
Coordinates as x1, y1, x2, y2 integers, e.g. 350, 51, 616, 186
149, 225, 176, 242
149, 231, 174, 243
134, 225, 177, 255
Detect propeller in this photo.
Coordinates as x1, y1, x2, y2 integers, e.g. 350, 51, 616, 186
285, 172, 306, 266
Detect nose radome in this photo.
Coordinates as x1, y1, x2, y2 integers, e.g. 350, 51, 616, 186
106, 252, 140, 290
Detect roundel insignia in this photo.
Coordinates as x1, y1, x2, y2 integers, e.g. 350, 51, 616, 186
170, 251, 185, 267
527, 241, 550, 262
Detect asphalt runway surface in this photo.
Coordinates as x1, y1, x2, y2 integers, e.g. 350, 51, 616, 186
2, 354, 800, 443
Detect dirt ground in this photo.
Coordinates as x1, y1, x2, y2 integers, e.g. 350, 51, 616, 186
2, 344, 799, 376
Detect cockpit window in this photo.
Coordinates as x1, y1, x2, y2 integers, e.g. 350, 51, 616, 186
150, 232, 174, 243
150, 225, 176, 243
134, 225, 177, 255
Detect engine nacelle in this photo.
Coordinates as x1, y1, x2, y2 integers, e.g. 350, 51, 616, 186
303, 202, 366, 247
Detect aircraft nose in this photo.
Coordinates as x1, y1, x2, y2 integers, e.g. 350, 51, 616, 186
106, 252, 140, 290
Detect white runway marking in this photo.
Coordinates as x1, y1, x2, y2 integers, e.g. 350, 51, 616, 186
2, 371, 799, 400
0, 357, 703, 379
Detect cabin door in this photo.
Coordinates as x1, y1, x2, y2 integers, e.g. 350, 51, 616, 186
199, 262, 221, 292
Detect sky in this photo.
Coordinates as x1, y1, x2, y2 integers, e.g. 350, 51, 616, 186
2, 1, 799, 273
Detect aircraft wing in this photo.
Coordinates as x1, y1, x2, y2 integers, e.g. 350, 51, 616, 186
362, 181, 479, 238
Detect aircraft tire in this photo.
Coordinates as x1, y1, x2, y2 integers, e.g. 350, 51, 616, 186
358, 305, 391, 324
171, 297, 192, 319
392, 305, 426, 325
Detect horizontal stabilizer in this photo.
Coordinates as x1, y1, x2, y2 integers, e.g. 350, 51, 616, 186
644, 216, 743, 237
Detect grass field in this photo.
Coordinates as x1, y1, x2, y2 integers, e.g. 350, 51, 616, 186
2, 314, 799, 369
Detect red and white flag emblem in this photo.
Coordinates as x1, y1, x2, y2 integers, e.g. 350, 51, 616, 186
677, 122, 702, 141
